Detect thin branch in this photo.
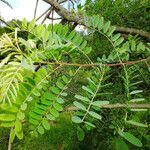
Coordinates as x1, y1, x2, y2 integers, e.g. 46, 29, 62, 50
41, 8, 52, 24
0, 17, 10, 26
8, 127, 13, 150
48, 16, 62, 20
34, 0, 39, 19
34, 57, 150, 67
42, 0, 150, 40
36, 7, 51, 21
65, 103, 150, 111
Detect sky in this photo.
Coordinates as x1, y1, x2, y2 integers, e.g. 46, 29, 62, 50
0, 0, 50, 23
0, 0, 84, 23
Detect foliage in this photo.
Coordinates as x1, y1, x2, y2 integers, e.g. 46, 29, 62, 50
84, 0, 150, 32
0, 14, 150, 150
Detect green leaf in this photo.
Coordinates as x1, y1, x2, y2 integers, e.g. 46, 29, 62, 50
107, 26, 116, 37
16, 130, 23, 139
28, 19, 36, 31
26, 96, 33, 102
92, 15, 99, 28
50, 108, 59, 118
92, 101, 109, 106
56, 81, 64, 89
111, 33, 121, 41
116, 139, 128, 150
0, 122, 14, 127
0, 114, 16, 121
20, 103, 27, 111
77, 127, 85, 141
43, 92, 55, 101
37, 126, 44, 135
60, 92, 68, 97
33, 90, 41, 97
57, 97, 64, 104
75, 95, 90, 102
50, 86, 60, 94
54, 103, 63, 111
114, 37, 124, 47
72, 116, 82, 123
130, 98, 145, 102
15, 120, 22, 132
42, 119, 50, 130
73, 101, 86, 111
98, 17, 104, 30
62, 75, 68, 83
46, 114, 56, 121
82, 86, 94, 95
130, 90, 143, 95
89, 111, 102, 120
103, 21, 111, 33
84, 121, 95, 128
126, 120, 148, 128
118, 131, 142, 147
17, 112, 25, 120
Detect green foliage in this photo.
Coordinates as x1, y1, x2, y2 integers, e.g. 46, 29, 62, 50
0, 14, 149, 149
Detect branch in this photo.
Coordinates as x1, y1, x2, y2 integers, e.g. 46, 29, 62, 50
34, 0, 39, 19
65, 103, 150, 111
35, 57, 150, 67
42, 0, 150, 40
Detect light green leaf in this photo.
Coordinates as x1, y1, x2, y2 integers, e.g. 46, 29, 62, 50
73, 101, 86, 111
126, 120, 148, 127
84, 121, 95, 127
37, 126, 44, 135
75, 95, 90, 102
92, 101, 109, 106
50, 108, 59, 118
111, 33, 121, 41
118, 131, 142, 147
15, 120, 22, 132
130, 98, 145, 102
89, 111, 102, 120
42, 119, 50, 130
17, 112, 25, 120
57, 97, 64, 104
54, 103, 63, 111
103, 21, 111, 33
130, 90, 143, 95
114, 37, 124, 47
107, 26, 116, 37
72, 116, 82, 123
82, 86, 94, 95
0, 114, 16, 121
98, 17, 104, 30
20, 103, 27, 111
50, 86, 60, 94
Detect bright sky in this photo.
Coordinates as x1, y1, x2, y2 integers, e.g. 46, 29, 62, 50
0, 0, 50, 23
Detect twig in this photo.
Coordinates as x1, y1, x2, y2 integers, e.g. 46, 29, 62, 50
41, 8, 52, 24
8, 127, 13, 150
34, 57, 150, 67
65, 103, 150, 111
34, 0, 39, 19
36, 7, 51, 21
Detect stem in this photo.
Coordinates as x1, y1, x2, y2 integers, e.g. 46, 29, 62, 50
8, 127, 13, 150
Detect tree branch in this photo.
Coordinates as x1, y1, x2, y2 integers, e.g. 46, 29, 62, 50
34, 0, 39, 19
34, 57, 150, 67
42, 0, 150, 40
65, 103, 150, 111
